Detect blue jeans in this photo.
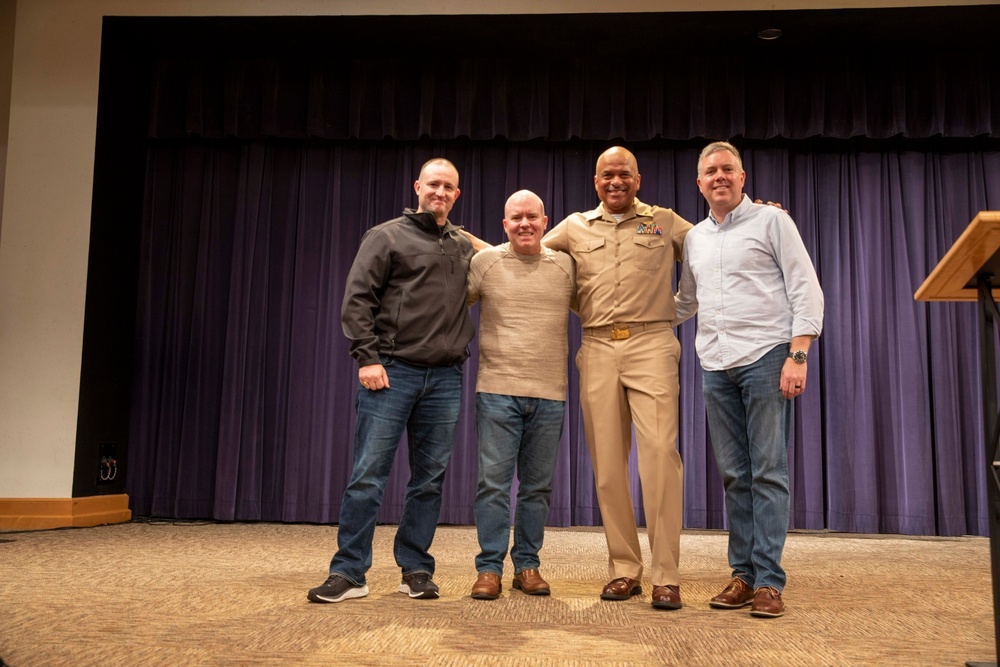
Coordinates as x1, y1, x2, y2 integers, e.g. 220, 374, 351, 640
329, 356, 464, 586
701, 344, 792, 591
473, 392, 564, 575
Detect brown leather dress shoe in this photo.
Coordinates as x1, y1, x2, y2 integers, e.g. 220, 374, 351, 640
512, 568, 551, 596
651, 584, 682, 610
750, 586, 785, 618
470, 572, 502, 600
710, 577, 755, 609
600, 577, 642, 600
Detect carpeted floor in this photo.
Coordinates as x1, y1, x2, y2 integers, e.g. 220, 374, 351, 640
0, 521, 995, 666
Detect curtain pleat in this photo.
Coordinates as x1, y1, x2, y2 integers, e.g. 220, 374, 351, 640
147, 53, 1000, 142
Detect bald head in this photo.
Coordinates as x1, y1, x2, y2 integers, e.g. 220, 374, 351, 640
504, 190, 545, 218
597, 146, 639, 173
594, 146, 641, 214
502, 189, 548, 255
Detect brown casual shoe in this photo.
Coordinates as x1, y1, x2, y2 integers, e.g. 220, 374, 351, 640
710, 577, 755, 609
470, 572, 502, 600
600, 577, 642, 600
651, 584, 682, 610
512, 568, 551, 596
750, 586, 785, 618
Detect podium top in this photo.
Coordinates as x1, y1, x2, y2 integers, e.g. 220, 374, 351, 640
915, 211, 1000, 302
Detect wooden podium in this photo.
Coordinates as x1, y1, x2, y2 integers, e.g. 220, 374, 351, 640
916, 211, 1000, 667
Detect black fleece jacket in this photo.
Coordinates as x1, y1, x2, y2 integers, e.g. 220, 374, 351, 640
341, 209, 475, 368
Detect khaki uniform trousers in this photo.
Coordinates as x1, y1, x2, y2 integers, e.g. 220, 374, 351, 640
576, 323, 683, 586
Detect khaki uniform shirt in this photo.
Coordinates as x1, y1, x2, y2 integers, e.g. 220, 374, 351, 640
542, 199, 692, 329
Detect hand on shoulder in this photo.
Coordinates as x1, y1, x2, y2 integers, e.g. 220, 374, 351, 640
754, 198, 789, 214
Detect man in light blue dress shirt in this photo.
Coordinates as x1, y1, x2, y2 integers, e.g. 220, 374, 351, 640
675, 141, 824, 618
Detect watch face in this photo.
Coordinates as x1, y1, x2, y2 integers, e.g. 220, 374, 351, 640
789, 350, 808, 364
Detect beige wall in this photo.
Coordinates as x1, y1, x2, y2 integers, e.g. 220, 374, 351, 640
0, 0, 988, 499
0, 0, 13, 244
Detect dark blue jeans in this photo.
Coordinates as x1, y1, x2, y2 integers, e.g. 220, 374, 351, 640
702, 344, 792, 591
329, 357, 463, 586
473, 392, 564, 575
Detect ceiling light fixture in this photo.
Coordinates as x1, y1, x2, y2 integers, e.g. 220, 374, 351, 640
757, 28, 783, 40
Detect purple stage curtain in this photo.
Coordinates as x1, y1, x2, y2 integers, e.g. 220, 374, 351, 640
146, 53, 1000, 142
126, 137, 1000, 536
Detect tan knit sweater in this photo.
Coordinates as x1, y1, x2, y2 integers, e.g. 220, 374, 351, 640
467, 242, 576, 401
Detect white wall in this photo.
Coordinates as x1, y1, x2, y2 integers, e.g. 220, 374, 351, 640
0, 0, 988, 498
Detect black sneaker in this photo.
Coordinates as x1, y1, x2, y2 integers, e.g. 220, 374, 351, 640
307, 574, 369, 603
399, 572, 439, 599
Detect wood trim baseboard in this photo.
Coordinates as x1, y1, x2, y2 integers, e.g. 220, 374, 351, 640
0, 494, 132, 531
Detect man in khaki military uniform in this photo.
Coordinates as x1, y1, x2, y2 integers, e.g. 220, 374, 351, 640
541, 146, 692, 610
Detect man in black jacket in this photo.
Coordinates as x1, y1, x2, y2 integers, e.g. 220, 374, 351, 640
308, 158, 475, 604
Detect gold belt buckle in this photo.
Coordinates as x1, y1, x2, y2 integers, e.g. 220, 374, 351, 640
611, 326, 630, 340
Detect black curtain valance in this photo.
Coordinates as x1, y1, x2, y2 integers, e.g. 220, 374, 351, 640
147, 51, 999, 142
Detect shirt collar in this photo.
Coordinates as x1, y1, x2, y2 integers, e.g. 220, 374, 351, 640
585, 198, 649, 224
708, 193, 753, 227
404, 208, 458, 235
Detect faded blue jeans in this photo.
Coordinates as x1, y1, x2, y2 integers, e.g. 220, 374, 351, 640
329, 356, 464, 586
473, 392, 564, 575
702, 344, 792, 591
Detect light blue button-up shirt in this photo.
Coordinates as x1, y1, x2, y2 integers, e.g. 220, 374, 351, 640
675, 194, 824, 371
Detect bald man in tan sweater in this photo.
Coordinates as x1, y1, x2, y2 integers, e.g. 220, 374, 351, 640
467, 190, 576, 600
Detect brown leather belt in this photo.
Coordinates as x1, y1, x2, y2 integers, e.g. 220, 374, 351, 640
583, 321, 671, 340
